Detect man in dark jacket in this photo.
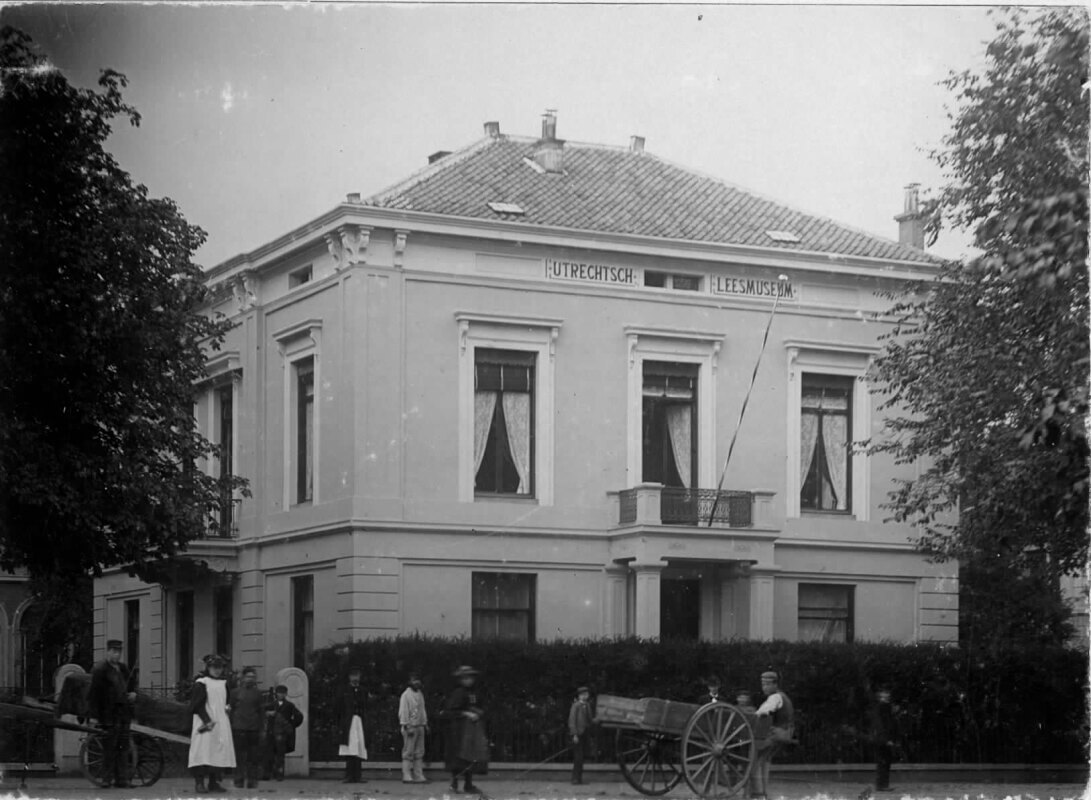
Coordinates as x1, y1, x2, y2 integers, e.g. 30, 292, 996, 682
568, 686, 593, 785
263, 685, 303, 781
87, 639, 136, 788
337, 667, 368, 783
869, 685, 899, 792
229, 666, 264, 788
441, 666, 487, 795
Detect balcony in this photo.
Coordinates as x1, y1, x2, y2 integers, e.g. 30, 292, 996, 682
204, 496, 241, 539
615, 484, 774, 528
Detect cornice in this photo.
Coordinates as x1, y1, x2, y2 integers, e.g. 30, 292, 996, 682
203, 203, 944, 291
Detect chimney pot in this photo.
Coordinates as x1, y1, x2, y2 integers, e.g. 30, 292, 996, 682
541, 109, 557, 142
894, 183, 925, 249
346, 192, 361, 203
630, 135, 645, 154
532, 109, 565, 173
484, 121, 500, 138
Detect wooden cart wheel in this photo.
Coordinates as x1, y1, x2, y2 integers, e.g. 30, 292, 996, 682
130, 732, 165, 787
615, 728, 683, 796
80, 732, 113, 788
81, 731, 164, 788
680, 703, 754, 799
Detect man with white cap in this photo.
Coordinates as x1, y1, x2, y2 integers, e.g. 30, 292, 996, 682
751, 670, 794, 800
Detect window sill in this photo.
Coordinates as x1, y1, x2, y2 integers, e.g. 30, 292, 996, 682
474, 493, 538, 503
800, 509, 855, 518
291, 500, 314, 509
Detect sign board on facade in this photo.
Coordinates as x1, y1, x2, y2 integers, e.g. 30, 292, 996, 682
710, 276, 795, 301
545, 259, 638, 286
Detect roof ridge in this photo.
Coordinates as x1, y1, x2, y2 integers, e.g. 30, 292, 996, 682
641, 149, 933, 261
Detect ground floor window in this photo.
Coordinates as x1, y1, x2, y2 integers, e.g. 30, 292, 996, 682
125, 599, 140, 674
660, 578, 700, 640
472, 572, 536, 642
214, 584, 233, 659
798, 583, 854, 642
176, 591, 194, 680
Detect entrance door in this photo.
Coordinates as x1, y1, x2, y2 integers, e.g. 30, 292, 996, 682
660, 578, 700, 640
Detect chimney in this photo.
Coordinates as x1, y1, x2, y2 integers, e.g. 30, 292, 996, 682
428, 150, 452, 164
532, 109, 565, 173
483, 121, 500, 138
630, 135, 645, 154
346, 192, 361, 203
894, 183, 924, 249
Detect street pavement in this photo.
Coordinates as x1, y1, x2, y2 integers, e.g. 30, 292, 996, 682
0, 775, 1085, 800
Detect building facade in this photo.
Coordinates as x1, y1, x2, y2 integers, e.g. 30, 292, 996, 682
94, 114, 960, 689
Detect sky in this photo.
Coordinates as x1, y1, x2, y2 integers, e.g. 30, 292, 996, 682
3, 3, 1006, 268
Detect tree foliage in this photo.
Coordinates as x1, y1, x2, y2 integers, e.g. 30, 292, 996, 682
870, 9, 1089, 589
0, 28, 246, 593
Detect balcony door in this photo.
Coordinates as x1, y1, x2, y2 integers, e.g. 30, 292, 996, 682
642, 361, 698, 488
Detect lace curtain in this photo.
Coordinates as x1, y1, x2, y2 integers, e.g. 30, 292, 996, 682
665, 404, 692, 488
473, 391, 498, 474
502, 393, 531, 494
821, 414, 848, 510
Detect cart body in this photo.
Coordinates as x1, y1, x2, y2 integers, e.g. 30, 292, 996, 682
595, 694, 756, 799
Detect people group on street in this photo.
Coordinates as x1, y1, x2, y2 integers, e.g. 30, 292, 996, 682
90, 641, 906, 799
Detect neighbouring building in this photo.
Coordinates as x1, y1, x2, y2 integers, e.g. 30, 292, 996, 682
94, 112, 964, 690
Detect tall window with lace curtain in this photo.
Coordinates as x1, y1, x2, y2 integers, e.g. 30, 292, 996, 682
642, 361, 698, 488
474, 349, 535, 496
800, 374, 853, 511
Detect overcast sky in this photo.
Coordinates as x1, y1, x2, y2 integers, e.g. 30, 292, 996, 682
5, 3, 1004, 267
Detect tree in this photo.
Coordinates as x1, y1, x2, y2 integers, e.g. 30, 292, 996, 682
869, 8, 1089, 640
0, 28, 246, 630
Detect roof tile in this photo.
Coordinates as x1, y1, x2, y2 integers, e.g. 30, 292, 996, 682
366, 135, 936, 264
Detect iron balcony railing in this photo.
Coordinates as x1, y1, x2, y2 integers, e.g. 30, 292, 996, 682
617, 487, 752, 527
205, 496, 241, 539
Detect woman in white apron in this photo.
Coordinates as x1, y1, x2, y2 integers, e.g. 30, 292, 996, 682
188, 654, 237, 793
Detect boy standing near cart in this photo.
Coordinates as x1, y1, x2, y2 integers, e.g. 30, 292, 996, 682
751, 671, 794, 800
568, 686, 593, 785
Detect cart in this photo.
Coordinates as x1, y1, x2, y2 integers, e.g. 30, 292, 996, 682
16, 672, 194, 788
594, 695, 758, 799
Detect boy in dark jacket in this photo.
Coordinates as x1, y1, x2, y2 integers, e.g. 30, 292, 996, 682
229, 666, 264, 788
263, 685, 304, 781
568, 686, 593, 785
441, 666, 487, 794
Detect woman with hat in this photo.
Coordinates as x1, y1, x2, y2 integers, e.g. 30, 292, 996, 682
440, 666, 488, 794
188, 654, 236, 793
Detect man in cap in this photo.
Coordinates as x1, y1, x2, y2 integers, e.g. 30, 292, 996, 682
229, 666, 265, 788
751, 670, 794, 799
568, 686, 593, 785
264, 684, 304, 781
88, 639, 137, 788
399, 671, 429, 783
337, 667, 368, 783
441, 666, 487, 794
869, 684, 899, 792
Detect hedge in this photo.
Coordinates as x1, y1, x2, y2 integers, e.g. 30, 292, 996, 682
306, 637, 1088, 766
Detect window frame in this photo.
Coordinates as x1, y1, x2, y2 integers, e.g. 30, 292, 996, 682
799, 373, 854, 513
784, 341, 876, 520
176, 590, 194, 682
124, 599, 140, 674
625, 327, 722, 490
797, 582, 855, 643
295, 358, 316, 504
213, 583, 234, 660
471, 571, 537, 643
456, 313, 561, 505
274, 320, 322, 510
641, 361, 699, 487
474, 348, 537, 497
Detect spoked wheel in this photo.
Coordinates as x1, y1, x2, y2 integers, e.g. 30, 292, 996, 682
616, 728, 683, 796
80, 731, 164, 788
80, 733, 113, 788
681, 703, 755, 799
131, 732, 164, 787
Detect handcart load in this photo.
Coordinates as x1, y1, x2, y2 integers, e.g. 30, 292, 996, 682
595, 694, 756, 799
54, 671, 191, 788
